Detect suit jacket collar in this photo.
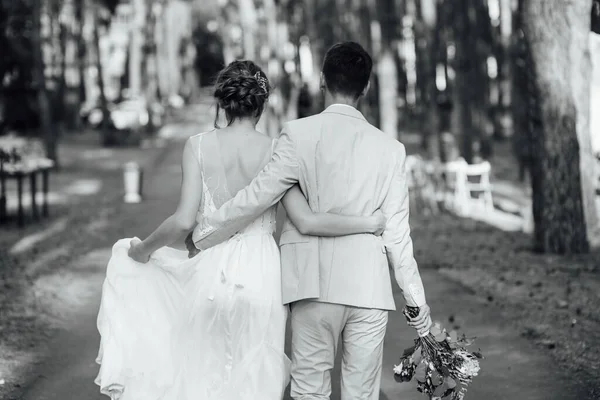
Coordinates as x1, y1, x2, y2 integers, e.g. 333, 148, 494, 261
322, 104, 367, 121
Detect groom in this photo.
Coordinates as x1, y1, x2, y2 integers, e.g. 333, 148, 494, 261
192, 42, 432, 400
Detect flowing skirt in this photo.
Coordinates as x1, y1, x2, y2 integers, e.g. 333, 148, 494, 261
95, 234, 290, 400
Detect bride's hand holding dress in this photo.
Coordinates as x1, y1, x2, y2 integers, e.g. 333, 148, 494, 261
127, 238, 149, 263
95, 138, 205, 400
126, 139, 204, 264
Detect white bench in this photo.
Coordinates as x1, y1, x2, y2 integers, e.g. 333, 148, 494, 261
443, 159, 494, 217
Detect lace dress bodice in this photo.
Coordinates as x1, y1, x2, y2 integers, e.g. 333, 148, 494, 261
192, 130, 277, 239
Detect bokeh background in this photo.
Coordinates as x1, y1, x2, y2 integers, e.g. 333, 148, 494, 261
1, 1, 600, 399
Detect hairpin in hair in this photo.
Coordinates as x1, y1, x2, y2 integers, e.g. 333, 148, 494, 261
254, 72, 268, 94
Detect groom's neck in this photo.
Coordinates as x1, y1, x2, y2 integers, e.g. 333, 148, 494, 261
324, 93, 358, 109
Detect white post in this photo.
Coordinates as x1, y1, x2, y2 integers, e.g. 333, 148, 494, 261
123, 161, 143, 203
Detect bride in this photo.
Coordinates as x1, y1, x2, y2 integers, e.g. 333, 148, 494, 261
94, 60, 386, 400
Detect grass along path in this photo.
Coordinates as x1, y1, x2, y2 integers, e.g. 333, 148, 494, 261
410, 212, 600, 399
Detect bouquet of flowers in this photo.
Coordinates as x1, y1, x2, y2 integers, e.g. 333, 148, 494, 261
393, 306, 482, 400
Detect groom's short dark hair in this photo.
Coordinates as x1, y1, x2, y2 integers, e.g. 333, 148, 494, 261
322, 42, 372, 99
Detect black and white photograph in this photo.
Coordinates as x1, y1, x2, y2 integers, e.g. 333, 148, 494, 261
1, 0, 600, 399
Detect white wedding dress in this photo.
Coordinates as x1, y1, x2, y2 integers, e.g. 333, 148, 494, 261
95, 131, 291, 400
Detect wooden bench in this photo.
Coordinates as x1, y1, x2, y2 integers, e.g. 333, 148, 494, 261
0, 158, 54, 227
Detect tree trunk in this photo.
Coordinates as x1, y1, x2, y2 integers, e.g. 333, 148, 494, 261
472, 0, 494, 160
238, 0, 257, 60
260, 0, 282, 137
418, 0, 441, 158
377, 50, 399, 138
129, 0, 146, 98
593, 0, 600, 34
521, 0, 596, 253
218, 4, 236, 66
376, 0, 399, 140
454, 0, 475, 163
56, 21, 68, 128
572, 2, 600, 246
496, 0, 514, 139
93, 7, 111, 142
74, 0, 87, 126
355, 0, 379, 126
302, 0, 338, 112
511, 0, 531, 182
145, 1, 160, 105
436, 0, 453, 135
32, 0, 60, 166
301, 0, 325, 111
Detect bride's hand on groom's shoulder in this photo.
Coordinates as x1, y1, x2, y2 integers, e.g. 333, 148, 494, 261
128, 238, 151, 264
370, 209, 387, 236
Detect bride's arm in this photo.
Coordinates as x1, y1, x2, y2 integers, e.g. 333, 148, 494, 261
281, 185, 384, 237
129, 139, 203, 262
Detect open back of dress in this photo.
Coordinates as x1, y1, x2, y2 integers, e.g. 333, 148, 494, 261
190, 129, 276, 236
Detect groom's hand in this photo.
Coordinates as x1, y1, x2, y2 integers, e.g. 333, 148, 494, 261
405, 304, 433, 337
185, 231, 201, 258
371, 209, 387, 236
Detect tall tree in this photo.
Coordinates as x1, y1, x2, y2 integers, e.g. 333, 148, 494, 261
129, 0, 146, 98
261, 0, 285, 136
238, 0, 257, 60
92, 4, 110, 144
521, 0, 598, 253
453, 0, 476, 162
473, 0, 495, 159
452, 0, 494, 162
74, 0, 87, 125
496, 0, 514, 139
593, 0, 600, 34
415, 0, 441, 156
55, 1, 68, 130
309, 0, 338, 112
32, 0, 60, 165
218, 1, 238, 65
353, 0, 379, 126
511, 0, 532, 181
375, 0, 400, 139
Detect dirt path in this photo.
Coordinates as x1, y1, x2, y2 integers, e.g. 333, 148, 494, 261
11, 142, 589, 400
13, 137, 187, 400
19, 265, 588, 400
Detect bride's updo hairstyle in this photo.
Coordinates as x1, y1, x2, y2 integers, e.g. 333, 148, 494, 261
213, 60, 271, 127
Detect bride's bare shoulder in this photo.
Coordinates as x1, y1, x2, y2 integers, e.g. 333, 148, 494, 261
190, 129, 216, 139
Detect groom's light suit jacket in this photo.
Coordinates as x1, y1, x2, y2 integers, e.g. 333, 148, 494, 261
193, 104, 426, 310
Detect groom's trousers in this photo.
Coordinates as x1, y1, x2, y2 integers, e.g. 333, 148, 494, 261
289, 300, 388, 400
